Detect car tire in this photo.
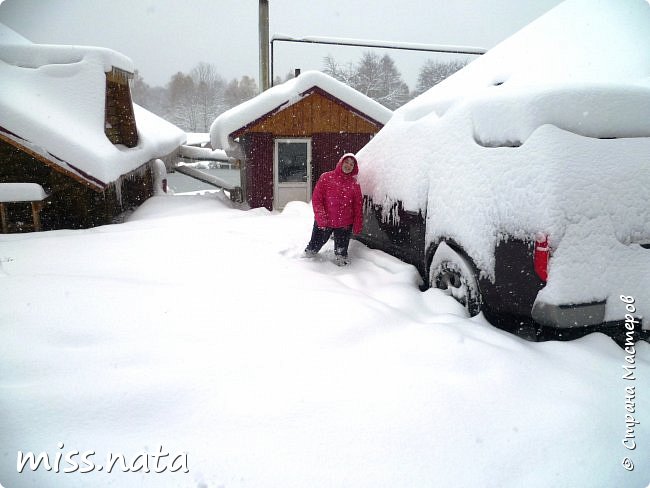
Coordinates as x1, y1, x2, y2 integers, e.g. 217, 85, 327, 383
429, 242, 482, 316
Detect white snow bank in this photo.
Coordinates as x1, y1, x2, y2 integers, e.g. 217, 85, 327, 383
0, 195, 647, 488
210, 70, 393, 151
0, 43, 184, 186
0, 183, 47, 202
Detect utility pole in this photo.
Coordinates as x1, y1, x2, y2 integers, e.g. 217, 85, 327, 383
259, 0, 270, 92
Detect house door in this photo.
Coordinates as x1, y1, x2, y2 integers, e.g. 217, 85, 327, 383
274, 138, 311, 209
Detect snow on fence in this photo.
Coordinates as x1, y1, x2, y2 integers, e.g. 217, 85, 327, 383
174, 165, 243, 203
0, 183, 49, 233
179, 145, 232, 167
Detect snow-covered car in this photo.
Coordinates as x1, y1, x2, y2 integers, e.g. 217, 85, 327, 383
356, 0, 650, 341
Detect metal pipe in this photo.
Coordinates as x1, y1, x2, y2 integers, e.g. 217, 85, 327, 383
270, 38, 275, 86
269, 36, 487, 86
258, 0, 270, 92
272, 35, 487, 55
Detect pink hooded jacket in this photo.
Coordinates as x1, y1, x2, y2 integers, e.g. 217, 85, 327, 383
312, 153, 363, 234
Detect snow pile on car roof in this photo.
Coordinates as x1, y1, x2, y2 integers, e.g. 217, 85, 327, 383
358, 0, 650, 210
471, 83, 650, 147
399, 0, 650, 122
0, 21, 31, 44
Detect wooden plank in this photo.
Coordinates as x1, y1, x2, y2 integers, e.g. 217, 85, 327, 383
0, 203, 8, 234
31, 201, 42, 232
0, 132, 105, 192
245, 92, 380, 136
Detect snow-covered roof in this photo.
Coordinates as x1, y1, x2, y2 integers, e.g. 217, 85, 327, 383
0, 31, 185, 188
0, 183, 48, 202
133, 103, 187, 161
210, 70, 393, 151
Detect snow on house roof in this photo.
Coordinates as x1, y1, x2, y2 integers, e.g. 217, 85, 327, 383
0, 42, 134, 74
133, 103, 187, 159
0, 37, 185, 188
0, 183, 48, 202
210, 70, 393, 151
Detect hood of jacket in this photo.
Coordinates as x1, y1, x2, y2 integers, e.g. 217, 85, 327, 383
335, 153, 359, 177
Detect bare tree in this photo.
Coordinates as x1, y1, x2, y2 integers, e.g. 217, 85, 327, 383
130, 70, 150, 107
351, 51, 383, 98
376, 54, 410, 110
413, 59, 468, 96
190, 62, 226, 132
326, 51, 408, 110
224, 75, 258, 109
129, 71, 169, 119
322, 55, 357, 86
167, 71, 199, 131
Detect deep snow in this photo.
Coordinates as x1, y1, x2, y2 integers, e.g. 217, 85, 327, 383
0, 193, 648, 488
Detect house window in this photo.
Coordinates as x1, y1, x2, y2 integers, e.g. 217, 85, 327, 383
105, 67, 138, 148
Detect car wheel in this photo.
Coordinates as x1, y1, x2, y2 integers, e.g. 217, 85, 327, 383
429, 242, 482, 316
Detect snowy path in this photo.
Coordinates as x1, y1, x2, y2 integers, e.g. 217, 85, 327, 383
0, 193, 648, 488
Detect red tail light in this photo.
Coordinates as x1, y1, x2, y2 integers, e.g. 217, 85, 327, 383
534, 233, 550, 282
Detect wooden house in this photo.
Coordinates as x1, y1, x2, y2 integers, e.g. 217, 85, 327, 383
210, 71, 392, 210
0, 30, 185, 233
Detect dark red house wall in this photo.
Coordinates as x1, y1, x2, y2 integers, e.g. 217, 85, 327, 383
239, 132, 376, 210
241, 132, 274, 210
311, 133, 375, 192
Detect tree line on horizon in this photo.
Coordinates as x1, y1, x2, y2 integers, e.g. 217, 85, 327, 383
131, 54, 468, 133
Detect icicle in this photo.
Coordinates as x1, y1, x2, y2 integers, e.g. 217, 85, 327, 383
115, 178, 123, 209
380, 195, 400, 226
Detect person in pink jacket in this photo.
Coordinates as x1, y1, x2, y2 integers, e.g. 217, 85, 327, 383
304, 153, 363, 266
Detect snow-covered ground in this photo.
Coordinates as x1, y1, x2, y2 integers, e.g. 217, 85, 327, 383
0, 193, 648, 488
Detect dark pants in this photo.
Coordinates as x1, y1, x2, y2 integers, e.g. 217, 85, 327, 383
305, 222, 353, 256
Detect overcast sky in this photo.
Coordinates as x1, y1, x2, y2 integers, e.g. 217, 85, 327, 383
0, 0, 563, 89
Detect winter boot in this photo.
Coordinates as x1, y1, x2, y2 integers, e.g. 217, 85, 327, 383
335, 254, 349, 266
302, 249, 317, 258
